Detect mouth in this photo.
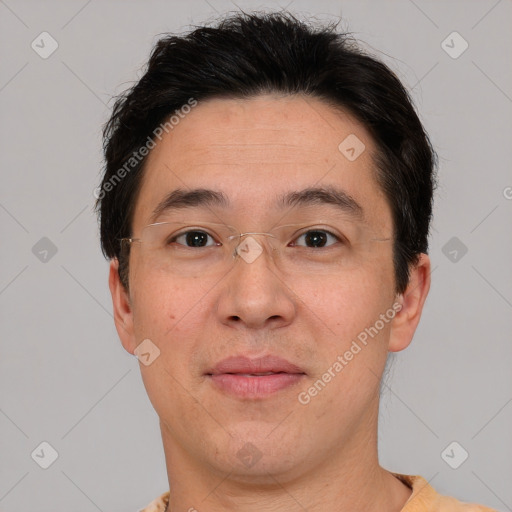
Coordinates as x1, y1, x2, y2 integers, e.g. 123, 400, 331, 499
206, 355, 306, 398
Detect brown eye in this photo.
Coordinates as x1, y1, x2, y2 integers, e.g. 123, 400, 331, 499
170, 230, 217, 248
292, 229, 340, 248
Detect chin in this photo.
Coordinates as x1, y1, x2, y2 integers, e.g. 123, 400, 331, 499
203, 424, 305, 480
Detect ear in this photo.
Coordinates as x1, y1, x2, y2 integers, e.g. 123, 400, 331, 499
388, 253, 431, 353
109, 258, 137, 355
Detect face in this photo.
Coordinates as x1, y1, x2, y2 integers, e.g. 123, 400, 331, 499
110, 94, 430, 483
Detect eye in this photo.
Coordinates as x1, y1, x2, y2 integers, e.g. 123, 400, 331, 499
291, 229, 342, 248
169, 230, 219, 248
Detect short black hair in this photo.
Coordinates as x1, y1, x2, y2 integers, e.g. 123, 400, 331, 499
96, 11, 437, 294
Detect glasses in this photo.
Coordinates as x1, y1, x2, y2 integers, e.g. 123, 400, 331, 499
120, 219, 391, 278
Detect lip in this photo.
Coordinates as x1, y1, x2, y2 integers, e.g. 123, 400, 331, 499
206, 355, 306, 398
208, 355, 305, 375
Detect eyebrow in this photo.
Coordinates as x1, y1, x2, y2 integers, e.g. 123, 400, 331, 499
150, 185, 364, 223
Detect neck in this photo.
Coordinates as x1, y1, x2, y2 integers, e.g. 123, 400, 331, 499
160, 399, 411, 512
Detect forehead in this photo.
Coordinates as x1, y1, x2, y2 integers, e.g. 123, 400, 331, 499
132, 94, 391, 233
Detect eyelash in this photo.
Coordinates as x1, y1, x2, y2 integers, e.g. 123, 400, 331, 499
169, 228, 344, 248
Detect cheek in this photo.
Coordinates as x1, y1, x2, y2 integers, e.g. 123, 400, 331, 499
293, 263, 395, 340
130, 263, 213, 339
129, 271, 210, 419
294, 269, 395, 420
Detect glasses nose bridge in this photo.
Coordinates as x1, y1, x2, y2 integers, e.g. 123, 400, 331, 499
227, 230, 280, 264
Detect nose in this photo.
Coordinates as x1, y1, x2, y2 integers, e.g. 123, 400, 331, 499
215, 234, 297, 330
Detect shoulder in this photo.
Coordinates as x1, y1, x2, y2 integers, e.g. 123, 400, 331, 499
393, 473, 498, 512
138, 491, 170, 512
138, 477, 498, 512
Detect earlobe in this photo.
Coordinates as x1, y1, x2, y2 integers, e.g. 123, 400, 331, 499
388, 253, 431, 353
109, 258, 137, 355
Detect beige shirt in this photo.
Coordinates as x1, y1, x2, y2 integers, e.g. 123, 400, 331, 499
138, 473, 498, 511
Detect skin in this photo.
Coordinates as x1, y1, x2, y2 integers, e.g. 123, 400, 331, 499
109, 94, 431, 511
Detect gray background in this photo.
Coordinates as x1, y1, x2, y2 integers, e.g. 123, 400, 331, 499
1, 0, 511, 510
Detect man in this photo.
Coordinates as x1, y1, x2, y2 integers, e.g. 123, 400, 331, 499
95, 11, 496, 512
